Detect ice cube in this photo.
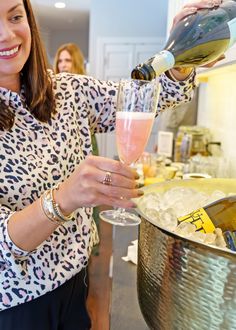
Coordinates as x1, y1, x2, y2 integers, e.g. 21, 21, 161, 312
206, 190, 226, 205
204, 233, 217, 245
190, 231, 206, 243
214, 228, 227, 248
138, 187, 232, 250
159, 208, 178, 231
175, 222, 197, 238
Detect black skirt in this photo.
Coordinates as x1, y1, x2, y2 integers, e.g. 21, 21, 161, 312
0, 268, 91, 330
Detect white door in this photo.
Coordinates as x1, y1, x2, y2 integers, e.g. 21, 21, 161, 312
134, 43, 163, 65
95, 38, 165, 158
102, 44, 134, 80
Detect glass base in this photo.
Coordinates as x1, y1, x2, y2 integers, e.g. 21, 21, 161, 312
100, 209, 141, 226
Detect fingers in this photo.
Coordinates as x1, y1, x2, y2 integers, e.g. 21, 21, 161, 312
102, 195, 138, 209
171, 0, 222, 31
217, 54, 226, 61
202, 54, 225, 68
171, 7, 197, 32
95, 166, 144, 206
86, 155, 138, 180
98, 168, 137, 189
77, 156, 138, 190
76, 178, 142, 209
67, 155, 142, 209
183, 1, 222, 10
93, 190, 142, 209
97, 164, 144, 207
99, 182, 143, 200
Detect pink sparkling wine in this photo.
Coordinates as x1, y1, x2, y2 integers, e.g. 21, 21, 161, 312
116, 111, 155, 165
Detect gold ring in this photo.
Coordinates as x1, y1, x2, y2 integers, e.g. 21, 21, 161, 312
102, 171, 112, 185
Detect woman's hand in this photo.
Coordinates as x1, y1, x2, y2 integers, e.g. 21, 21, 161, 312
168, 0, 223, 80
171, 0, 223, 32
54, 155, 143, 213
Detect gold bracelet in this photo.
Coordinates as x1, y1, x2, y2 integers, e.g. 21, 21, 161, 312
40, 187, 74, 225
51, 187, 74, 222
40, 193, 60, 225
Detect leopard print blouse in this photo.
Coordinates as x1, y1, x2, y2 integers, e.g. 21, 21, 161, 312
0, 71, 195, 310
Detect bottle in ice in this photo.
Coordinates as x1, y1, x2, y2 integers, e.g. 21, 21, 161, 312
131, 1, 236, 80
177, 195, 236, 250
178, 195, 236, 233
223, 230, 236, 251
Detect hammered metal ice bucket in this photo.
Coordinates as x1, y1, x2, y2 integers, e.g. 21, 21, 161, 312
136, 179, 236, 330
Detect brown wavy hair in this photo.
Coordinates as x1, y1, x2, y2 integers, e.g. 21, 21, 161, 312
0, 0, 55, 131
54, 43, 86, 75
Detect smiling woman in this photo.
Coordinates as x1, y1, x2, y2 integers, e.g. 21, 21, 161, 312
0, 0, 199, 329
0, 1, 31, 93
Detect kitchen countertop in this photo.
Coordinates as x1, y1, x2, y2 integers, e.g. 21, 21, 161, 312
110, 225, 149, 330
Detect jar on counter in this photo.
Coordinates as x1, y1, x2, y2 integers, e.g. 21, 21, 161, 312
174, 126, 211, 162
174, 126, 188, 162
180, 132, 192, 163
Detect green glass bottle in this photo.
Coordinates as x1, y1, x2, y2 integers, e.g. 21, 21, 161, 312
178, 196, 236, 251
178, 195, 236, 233
131, 1, 236, 80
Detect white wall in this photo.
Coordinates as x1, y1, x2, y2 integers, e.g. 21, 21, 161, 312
37, 19, 89, 65
197, 66, 236, 178
89, 0, 168, 76
47, 27, 89, 64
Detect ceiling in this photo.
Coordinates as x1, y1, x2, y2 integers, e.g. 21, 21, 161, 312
30, 0, 91, 31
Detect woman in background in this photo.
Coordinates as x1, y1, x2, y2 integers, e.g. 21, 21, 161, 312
54, 42, 86, 75
0, 0, 221, 329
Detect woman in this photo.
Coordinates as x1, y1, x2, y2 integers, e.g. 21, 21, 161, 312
54, 42, 100, 256
0, 0, 220, 329
54, 42, 86, 75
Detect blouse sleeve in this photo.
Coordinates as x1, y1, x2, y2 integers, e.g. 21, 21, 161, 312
0, 205, 32, 279
157, 70, 196, 113
70, 71, 196, 134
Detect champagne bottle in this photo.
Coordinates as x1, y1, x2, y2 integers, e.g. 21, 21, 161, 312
178, 195, 236, 234
131, 1, 236, 80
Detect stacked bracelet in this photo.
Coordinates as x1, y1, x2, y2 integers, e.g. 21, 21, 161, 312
40, 186, 74, 225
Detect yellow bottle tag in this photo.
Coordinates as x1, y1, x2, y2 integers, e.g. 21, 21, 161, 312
178, 208, 215, 233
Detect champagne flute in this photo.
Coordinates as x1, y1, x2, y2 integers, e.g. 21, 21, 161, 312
100, 78, 160, 226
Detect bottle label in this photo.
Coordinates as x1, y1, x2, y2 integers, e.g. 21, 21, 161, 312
228, 17, 236, 48
178, 208, 216, 233
151, 50, 175, 76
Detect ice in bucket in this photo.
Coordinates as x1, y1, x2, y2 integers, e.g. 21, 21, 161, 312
136, 179, 236, 330
138, 186, 230, 249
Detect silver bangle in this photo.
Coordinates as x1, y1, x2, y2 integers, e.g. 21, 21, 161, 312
40, 187, 74, 225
